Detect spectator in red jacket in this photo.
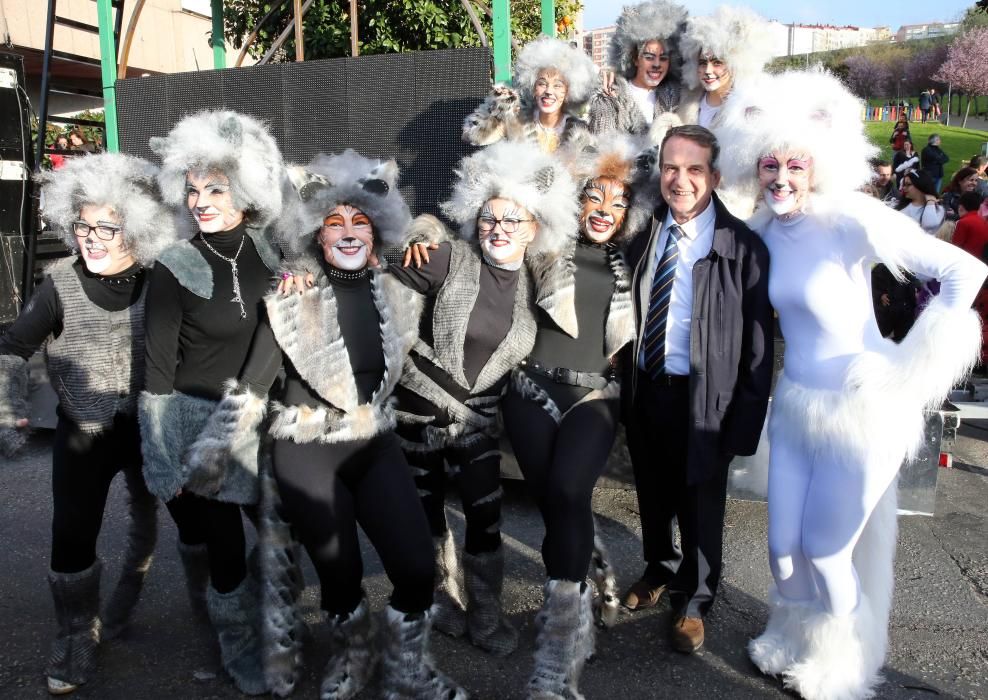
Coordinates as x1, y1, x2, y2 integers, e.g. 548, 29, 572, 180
951, 190, 988, 364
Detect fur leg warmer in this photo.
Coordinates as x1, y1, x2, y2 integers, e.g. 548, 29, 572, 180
260, 460, 306, 698
138, 391, 215, 501
0, 354, 29, 457
319, 598, 378, 700
184, 380, 266, 503
463, 548, 518, 656
782, 597, 883, 700
527, 580, 595, 700
432, 531, 467, 637
748, 589, 815, 677
46, 561, 102, 689
590, 530, 619, 629
177, 541, 210, 620
102, 467, 158, 639
379, 606, 469, 700
207, 578, 268, 695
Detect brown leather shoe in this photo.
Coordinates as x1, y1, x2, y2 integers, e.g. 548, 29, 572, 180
671, 615, 704, 653
621, 579, 666, 611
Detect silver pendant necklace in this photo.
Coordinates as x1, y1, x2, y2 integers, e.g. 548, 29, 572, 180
200, 232, 248, 319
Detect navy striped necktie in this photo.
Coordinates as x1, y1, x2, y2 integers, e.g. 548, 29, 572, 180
642, 224, 683, 378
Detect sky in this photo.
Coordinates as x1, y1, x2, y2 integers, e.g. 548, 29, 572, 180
580, 0, 976, 31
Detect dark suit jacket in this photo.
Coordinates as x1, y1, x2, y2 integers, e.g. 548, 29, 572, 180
622, 192, 773, 484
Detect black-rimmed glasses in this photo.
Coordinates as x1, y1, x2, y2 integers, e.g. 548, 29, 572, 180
72, 221, 122, 241
477, 215, 534, 234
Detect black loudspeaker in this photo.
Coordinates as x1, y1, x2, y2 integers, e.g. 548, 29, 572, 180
115, 48, 493, 220
0, 51, 31, 324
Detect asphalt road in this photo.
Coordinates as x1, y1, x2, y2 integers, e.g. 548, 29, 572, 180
1, 424, 986, 700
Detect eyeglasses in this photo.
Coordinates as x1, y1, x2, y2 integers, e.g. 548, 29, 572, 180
72, 221, 122, 240
477, 215, 534, 234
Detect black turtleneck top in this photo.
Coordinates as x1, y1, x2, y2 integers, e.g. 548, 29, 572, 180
143, 222, 273, 401
0, 259, 145, 360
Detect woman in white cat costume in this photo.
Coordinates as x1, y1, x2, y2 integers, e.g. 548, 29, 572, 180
500, 134, 651, 699
0, 153, 176, 694
139, 110, 285, 695
204, 150, 467, 700
714, 71, 987, 700
462, 36, 598, 154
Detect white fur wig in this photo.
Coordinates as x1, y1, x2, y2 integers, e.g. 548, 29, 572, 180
37, 152, 177, 266
714, 69, 876, 211
149, 110, 285, 229
680, 6, 773, 91
608, 0, 688, 79
278, 150, 411, 258
513, 36, 600, 114
441, 140, 579, 258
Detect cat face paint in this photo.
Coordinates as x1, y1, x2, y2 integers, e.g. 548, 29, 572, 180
318, 204, 374, 270
580, 177, 629, 243
533, 69, 568, 116
186, 169, 245, 233
477, 197, 537, 265
698, 52, 732, 93
757, 151, 812, 216
76, 204, 135, 275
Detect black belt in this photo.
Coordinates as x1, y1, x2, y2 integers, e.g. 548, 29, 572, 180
647, 372, 689, 387
521, 358, 613, 390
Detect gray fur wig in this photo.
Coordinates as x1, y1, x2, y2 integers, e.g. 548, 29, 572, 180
149, 110, 285, 230
714, 69, 876, 206
441, 140, 579, 259
277, 150, 412, 259
513, 36, 600, 114
609, 0, 688, 79
680, 6, 773, 91
37, 152, 177, 266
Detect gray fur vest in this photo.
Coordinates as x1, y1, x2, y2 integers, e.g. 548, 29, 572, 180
154, 224, 280, 298
264, 269, 423, 444
529, 243, 635, 359
46, 258, 146, 434
588, 76, 682, 136
398, 241, 537, 448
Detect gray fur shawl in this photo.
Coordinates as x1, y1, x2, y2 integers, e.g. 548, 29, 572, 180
264, 268, 423, 443
588, 77, 682, 136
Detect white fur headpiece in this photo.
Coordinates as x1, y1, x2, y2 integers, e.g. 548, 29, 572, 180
680, 6, 773, 91
37, 152, 178, 265
441, 140, 579, 258
278, 150, 411, 258
513, 36, 600, 113
149, 110, 285, 229
714, 70, 876, 207
609, 0, 688, 79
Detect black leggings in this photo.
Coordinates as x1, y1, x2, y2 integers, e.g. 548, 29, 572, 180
502, 386, 618, 582
271, 431, 434, 616
166, 492, 247, 594
402, 432, 504, 556
51, 413, 142, 573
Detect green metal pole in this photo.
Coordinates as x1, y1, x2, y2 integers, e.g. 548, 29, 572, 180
541, 0, 555, 38
492, 0, 511, 84
95, 0, 119, 152
211, 0, 227, 69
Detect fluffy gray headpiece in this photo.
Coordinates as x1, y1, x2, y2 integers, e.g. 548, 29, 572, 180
609, 0, 688, 79
278, 150, 412, 258
149, 110, 285, 230
680, 6, 773, 91
442, 140, 579, 258
513, 36, 600, 114
37, 152, 177, 266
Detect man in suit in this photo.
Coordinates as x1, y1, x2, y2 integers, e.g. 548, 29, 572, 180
621, 125, 773, 653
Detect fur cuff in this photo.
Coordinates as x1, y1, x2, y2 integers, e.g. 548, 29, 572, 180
0, 354, 30, 457
277, 252, 323, 281
139, 391, 215, 501
402, 214, 454, 249
647, 111, 684, 147
185, 380, 267, 501
462, 84, 522, 146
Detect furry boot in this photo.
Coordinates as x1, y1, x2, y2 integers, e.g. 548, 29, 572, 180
748, 589, 814, 677
590, 532, 619, 629
527, 580, 594, 700
462, 548, 518, 656
432, 530, 467, 637
319, 598, 377, 700
207, 578, 268, 696
782, 598, 884, 700
46, 561, 102, 695
379, 606, 469, 700
177, 541, 210, 620
102, 468, 158, 639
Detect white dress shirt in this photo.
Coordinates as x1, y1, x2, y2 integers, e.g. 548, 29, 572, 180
638, 199, 716, 375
